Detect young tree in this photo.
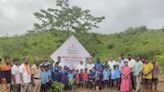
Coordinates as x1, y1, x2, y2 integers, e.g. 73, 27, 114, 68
33, 0, 105, 33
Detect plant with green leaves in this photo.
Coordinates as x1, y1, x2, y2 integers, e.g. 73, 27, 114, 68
68, 79, 75, 89
51, 81, 64, 92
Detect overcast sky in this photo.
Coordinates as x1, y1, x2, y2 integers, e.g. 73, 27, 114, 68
0, 0, 164, 36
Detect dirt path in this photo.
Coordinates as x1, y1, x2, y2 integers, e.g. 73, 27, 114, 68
158, 82, 164, 92
64, 75, 164, 92
158, 75, 164, 91
64, 82, 164, 92
65, 87, 164, 92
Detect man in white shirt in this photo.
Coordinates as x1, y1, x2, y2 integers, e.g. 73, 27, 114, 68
19, 57, 32, 92
86, 58, 94, 72
11, 58, 21, 92
128, 56, 136, 72
107, 56, 116, 70
43, 57, 50, 66
76, 61, 86, 71
134, 56, 143, 92
128, 54, 137, 90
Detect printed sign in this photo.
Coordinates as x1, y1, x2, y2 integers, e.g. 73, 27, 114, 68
50, 35, 91, 68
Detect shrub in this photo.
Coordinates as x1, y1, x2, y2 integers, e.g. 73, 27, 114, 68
108, 44, 114, 49
51, 81, 64, 92
68, 79, 75, 88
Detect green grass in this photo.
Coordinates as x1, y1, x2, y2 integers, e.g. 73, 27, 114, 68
0, 26, 164, 72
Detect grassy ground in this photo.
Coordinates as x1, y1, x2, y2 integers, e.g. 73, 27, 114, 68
64, 75, 164, 92
64, 86, 164, 92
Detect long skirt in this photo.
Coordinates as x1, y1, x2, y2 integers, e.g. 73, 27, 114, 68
120, 78, 130, 92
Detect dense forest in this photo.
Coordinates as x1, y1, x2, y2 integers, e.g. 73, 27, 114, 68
0, 26, 164, 72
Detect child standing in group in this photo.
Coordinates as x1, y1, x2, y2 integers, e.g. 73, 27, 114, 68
103, 66, 110, 88
115, 64, 121, 90
99, 67, 104, 89
110, 65, 117, 90
58, 66, 62, 82
79, 69, 83, 88
68, 69, 75, 90
75, 70, 80, 88
40, 65, 45, 92
88, 69, 95, 88
41, 65, 52, 92
62, 66, 69, 89
51, 63, 59, 82
83, 69, 89, 88
95, 68, 101, 91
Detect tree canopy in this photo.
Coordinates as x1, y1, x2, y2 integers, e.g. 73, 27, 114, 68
33, 0, 105, 32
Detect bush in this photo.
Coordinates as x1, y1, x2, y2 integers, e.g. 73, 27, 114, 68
108, 44, 114, 49
156, 55, 164, 74
51, 81, 64, 92
68, 79, 75, 88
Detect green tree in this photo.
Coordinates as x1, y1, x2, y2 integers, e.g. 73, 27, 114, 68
33, 0, 105, 33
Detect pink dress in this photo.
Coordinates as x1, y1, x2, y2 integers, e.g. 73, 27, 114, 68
120, 66, 131, 92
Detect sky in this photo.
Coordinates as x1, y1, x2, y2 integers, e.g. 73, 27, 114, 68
0, 0, 164, 36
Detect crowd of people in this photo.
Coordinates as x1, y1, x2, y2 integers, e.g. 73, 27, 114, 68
0, 54, 160, 92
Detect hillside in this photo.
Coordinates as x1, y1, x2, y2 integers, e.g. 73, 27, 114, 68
0, 26, 164, 72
